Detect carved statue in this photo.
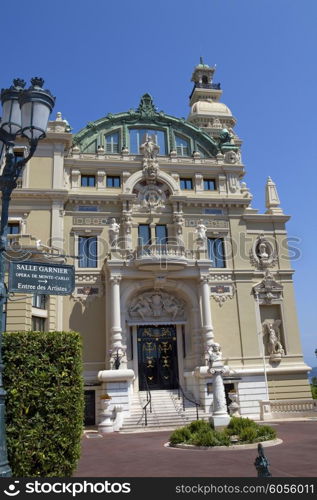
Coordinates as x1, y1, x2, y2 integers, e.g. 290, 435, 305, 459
263, 320, 284, 356
108, 218, 120, 247
140, 134, 159, 159
195, 219, 207, 241
174, 214, 185, 245
208, 342, 223, 364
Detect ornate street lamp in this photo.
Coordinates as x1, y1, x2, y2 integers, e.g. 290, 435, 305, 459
0, 77, 55, 476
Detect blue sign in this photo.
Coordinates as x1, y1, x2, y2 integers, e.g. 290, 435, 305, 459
9, 261, 75, 295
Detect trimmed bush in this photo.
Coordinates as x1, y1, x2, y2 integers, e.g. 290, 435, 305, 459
170, 426, 192, 445
3, 331, 84, 477
169, 416, 277, 448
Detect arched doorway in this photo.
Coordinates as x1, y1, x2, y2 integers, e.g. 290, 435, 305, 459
126, 288, 188, 391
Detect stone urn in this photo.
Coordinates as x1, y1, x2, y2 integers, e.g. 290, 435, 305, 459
228, 392, 240, 417
98, 394, 114, 434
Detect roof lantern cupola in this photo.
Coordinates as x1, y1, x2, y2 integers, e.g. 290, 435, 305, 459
188, 58, 239, 143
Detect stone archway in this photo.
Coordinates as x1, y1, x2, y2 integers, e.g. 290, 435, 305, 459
121, 281, 201, 391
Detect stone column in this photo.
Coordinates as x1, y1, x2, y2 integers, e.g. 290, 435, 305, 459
200, 276, 214, 363
109, 276, 124, 367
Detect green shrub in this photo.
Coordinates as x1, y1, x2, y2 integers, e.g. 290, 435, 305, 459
227, 416, 257, 434
311, 385, 317, 400
170, 426, 192, 445
239, 426, 258, 443
169, 416, 276, 448
3, 331, 84, 477
256, 425, 277, 441
188, 419, 211, 433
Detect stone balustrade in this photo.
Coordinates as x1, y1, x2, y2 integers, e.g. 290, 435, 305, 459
260, 398, 317, 420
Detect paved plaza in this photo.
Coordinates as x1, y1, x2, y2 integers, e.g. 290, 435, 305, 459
75, 420, 317, 477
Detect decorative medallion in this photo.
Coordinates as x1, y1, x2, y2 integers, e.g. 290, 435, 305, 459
250, 234, 278, 270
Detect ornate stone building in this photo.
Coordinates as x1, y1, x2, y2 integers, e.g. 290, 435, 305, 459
5, 61, 313, 428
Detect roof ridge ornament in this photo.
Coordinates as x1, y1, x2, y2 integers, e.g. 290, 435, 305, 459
136, 93, 158, 119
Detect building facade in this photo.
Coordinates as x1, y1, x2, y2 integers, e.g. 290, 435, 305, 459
5, 61, 313, 427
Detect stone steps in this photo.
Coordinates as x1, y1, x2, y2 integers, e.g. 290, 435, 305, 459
120, 389, 207, 433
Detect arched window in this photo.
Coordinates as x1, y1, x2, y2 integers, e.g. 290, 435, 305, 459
129, 128, 166, 155
105, 132, 119, 153
175, 135, 190, 157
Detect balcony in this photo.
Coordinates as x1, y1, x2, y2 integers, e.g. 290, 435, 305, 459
134, 244, 189, 271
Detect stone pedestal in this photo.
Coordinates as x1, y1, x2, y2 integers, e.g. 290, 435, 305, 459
98, 399, 113, 434
209, 361, 230, 429
98, 369, 135, 432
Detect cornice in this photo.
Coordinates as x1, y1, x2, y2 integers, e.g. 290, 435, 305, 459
11, 189, 69, 200
242, 213, 291, 223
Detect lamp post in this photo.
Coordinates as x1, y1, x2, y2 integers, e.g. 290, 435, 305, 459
0, 77, 55, 477
109, 347, 126, 370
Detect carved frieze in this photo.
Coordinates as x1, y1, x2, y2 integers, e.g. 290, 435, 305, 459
73, 216, 109, 226
128, 291, 186, 321
185, 218, 229, 229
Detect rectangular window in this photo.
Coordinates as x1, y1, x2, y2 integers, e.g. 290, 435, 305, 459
207, 238, 226, 268
138, 224, 151, 246
78, 236, 98, 268
81, 175, 96, 187
78, 205, 98, 212
32, 316, 45, 331
180, 178, 193, 190
204, 179, 216, 191
129, 129, 167, 155
204, 208, 223, 215
105, 132, 119, 153
8, 223, 20, 234
155, 225, 168, 244
106, 176, 121, 188
175, 135, 190, 157
32, 294, 47, 309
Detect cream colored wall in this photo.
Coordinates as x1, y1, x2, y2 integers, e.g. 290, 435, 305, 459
6, 294, 32, 331
28, 157, 53, 189
27, 210, 51, 244
62, 296, 106, 364
268, 373, 312, 400
211, 297, 242, 365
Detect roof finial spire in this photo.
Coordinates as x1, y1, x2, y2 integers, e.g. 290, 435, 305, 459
200, 56, 204, 65
265, 177, 284, 214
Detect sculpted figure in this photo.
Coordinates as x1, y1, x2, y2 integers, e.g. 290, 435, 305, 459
258, 241, 269, 260
129, 296, 152, 319
195, 219, 207, 241
263, 320, 284, 356
108, 218, 120, 247
163, 295, 179, 319
208, 342, 223, 364
140, 134, 159, 159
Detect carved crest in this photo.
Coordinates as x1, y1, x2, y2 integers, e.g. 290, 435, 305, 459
136, 93, 158, 119
253, 270, 283, 304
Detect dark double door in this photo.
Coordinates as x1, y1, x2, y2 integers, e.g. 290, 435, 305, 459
138, 325, 178, 390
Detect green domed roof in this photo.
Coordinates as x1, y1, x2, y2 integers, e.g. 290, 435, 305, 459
73, 93, 220, 157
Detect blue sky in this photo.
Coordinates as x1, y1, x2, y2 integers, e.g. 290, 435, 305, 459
2, 0, 317, 367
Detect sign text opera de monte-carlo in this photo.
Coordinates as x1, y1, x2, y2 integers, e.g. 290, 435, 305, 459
9, 261, 75, 295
